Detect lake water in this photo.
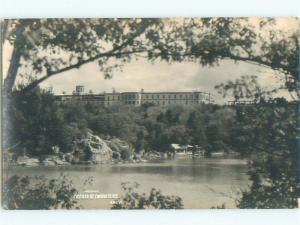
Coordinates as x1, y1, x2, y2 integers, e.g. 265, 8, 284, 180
7, 157, 250, 209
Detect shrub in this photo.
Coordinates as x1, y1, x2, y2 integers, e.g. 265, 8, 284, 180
112, 182, 183, 209
3, 174, 79, 209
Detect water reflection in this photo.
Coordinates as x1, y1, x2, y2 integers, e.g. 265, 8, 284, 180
8, 158, 249, 209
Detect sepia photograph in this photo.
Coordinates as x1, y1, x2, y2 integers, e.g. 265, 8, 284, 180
1, 17, 299, 210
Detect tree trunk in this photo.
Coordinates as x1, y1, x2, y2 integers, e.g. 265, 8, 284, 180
3, 45, 21, 95
1, 20, 9, 45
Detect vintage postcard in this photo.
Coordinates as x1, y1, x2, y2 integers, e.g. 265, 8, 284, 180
1, 18, 299, 209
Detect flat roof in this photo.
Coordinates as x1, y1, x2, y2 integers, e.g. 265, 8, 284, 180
55, 91, 211, 96
141, 91, 209, 94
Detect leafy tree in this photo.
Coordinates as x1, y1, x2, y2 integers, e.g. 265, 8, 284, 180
237, 168, 298, 208
3, 175, 79, 209
187, 111, 208, 147
134, 128, 148, 152
2, 19, 161, 95
216, 75, 279, 102
147, 18, 299, 94
216, 76, 299, 208
165, 125, 191, 145
3, 18, 298, 96
2, 18, 299, 209
4, 88, 86, 156
111, 182, 183, 209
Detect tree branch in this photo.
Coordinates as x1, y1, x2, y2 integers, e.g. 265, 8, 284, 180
18, 20, 155, 94
19, 48, 150, 94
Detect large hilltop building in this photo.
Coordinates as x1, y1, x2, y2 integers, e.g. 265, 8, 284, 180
55, 86, 214, 106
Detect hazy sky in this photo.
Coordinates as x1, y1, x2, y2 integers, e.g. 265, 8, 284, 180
38, 58, 286, 104
3, 18, 298, 104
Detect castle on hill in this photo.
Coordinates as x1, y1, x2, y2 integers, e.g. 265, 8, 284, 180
55, 85, 214, 106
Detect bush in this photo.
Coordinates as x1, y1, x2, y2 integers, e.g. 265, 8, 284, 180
112, 182, 183, 209
236, 164, 299, 208
3, 175, 79, 209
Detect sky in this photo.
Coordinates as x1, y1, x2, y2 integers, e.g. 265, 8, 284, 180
2, 17, 299, 104
37, 58, 287, 104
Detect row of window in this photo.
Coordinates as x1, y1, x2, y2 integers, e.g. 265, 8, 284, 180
147, 100, 202, 105
143, 99, 200, 102
142, 94, 203, 100
104, 94, 210, 101
125, 101, 139, 105
123, 95, 139, 100
106, 100, 140, 106
106, 96, 121, 101
106, 95, 140, 101
106, 100, 204, 105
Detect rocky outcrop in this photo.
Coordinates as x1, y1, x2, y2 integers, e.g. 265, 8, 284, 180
16, 156, 40, 166
42, 155, 70, 166
12, 133, 135, 166
81, 132, 113, 164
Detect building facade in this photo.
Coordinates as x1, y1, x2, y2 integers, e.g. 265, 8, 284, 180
55, 86, 214, 106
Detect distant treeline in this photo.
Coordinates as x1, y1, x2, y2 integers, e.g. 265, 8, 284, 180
3, 88, 298, 159
3, 87, 299, 208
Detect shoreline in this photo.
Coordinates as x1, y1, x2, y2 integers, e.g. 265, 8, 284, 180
3, 155, 248, 168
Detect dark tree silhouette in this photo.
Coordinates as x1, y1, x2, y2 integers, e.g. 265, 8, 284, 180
2, 18, 299, 95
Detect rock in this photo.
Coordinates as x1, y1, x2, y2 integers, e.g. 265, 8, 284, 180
54, 158, 68, 165
145, 151, 161, 160
17, 156, 40, 166
41, 155, 69, 166
81, 132, 113, 164
63, 153, 74, 163
112, 151, 121, 160
42, 159, 56, 166
72, 132, 134, 163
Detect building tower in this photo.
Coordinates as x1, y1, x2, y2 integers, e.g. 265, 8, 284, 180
75, 85, 84, 95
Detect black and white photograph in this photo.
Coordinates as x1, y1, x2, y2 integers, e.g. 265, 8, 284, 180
1, 17, 299, 210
